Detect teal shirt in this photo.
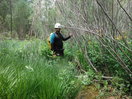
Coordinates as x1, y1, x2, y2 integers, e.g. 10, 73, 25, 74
50, 33, 56, 44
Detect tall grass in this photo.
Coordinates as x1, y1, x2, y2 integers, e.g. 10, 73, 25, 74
0, 39, 79, 99
0, 39, 131, 98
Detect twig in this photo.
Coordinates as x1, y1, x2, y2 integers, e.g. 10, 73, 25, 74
117, 0, 132, 22
95, 0, 129, 47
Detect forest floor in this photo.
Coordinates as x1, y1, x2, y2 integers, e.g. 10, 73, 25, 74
76, 85, 131, 99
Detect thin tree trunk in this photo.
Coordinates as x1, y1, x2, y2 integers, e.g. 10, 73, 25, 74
9, 0, 13, 37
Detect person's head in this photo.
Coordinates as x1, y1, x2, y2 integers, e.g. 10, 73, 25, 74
54, 23, 62, 32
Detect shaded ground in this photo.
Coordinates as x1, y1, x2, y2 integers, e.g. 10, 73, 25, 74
76, 85, 98, 99
76, 85, 131, 99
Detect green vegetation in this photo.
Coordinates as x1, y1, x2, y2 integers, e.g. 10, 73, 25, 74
0, 39, 131, 98
0, 0, 132, 98
0, 40, 80, 99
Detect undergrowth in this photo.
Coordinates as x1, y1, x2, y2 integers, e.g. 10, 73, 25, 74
0, 39, 131, 98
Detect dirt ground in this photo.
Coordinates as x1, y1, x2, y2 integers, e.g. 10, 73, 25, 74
76, 85, 98, 99
75, 85, 131, 99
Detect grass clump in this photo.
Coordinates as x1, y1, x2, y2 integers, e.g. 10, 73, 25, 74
0, 40, 79, 99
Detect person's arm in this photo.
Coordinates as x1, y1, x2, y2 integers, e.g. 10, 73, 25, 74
59, 33, 71, 41
50, 33, 55, 50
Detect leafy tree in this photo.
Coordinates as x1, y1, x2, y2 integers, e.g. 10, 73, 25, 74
0, 0, 10, 32
13, 0, 31, 39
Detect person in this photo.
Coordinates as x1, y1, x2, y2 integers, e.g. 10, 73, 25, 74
50, 23, 72, 56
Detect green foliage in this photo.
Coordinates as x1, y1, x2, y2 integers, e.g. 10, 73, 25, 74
0, 40, 79, 99
0, 0, 9, 21
13, 0, 31, 39
39, 42, 53, 58
79, 39, 132, 78
74, 38, 132, 95
0, 0, 10, 31
0, 38, 131, 98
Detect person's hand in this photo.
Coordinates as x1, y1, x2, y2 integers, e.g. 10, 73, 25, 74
69, 33, 73, 37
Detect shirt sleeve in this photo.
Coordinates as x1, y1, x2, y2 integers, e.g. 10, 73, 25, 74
59, 33, 71, 41
50, 33, 55, 44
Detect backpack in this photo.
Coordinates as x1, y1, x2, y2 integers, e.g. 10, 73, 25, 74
47, 36, 51, 49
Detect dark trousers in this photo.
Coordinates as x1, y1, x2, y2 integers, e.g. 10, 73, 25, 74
53, 49, 64, 56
